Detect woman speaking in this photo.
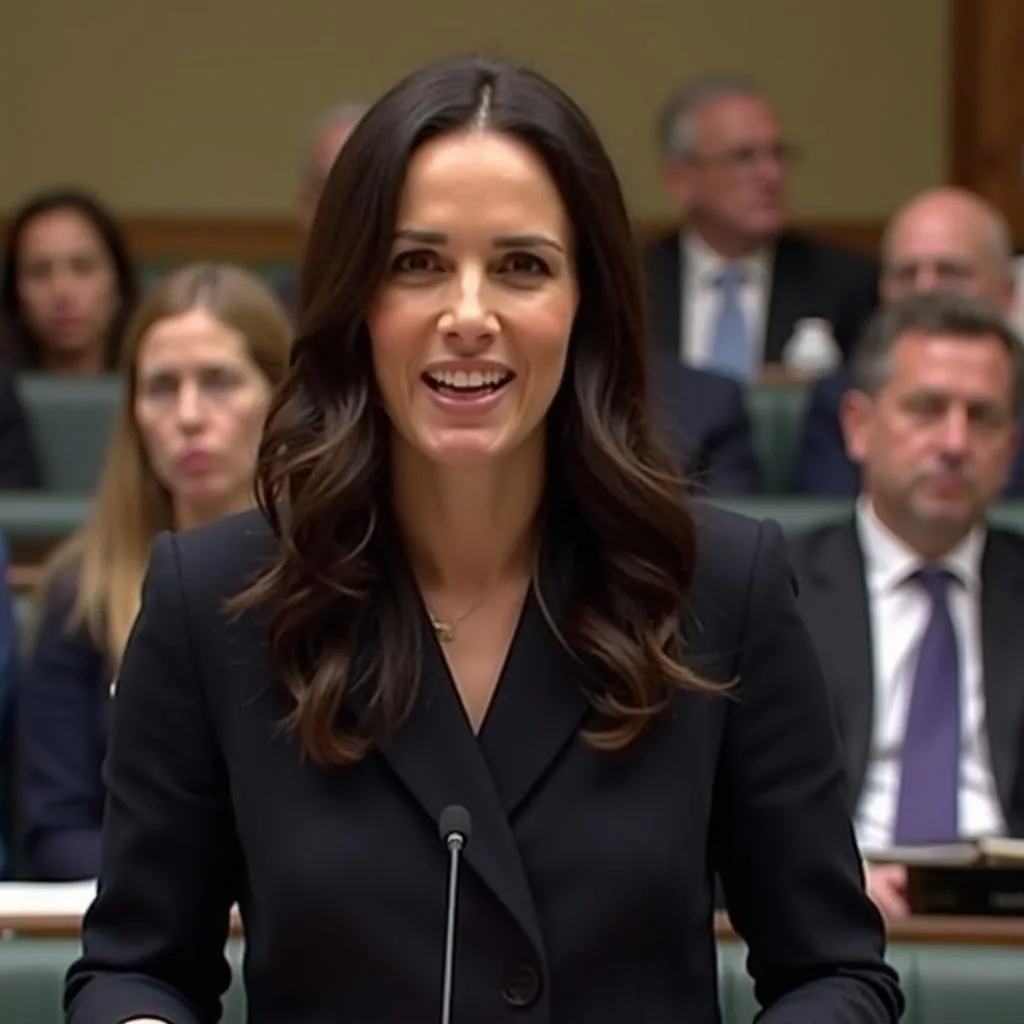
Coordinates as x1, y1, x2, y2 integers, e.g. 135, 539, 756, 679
65, 55, 902, 1024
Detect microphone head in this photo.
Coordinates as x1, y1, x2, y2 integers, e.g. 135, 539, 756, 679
439, 804, 472, 846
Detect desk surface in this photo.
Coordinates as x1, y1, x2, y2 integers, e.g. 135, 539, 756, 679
3, 911, 1022, 945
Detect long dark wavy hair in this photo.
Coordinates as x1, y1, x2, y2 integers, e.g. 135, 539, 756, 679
233, 54, 722, 765
0, 188, 139, 370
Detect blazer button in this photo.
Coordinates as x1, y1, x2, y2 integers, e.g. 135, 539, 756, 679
501, 963, 541, 1008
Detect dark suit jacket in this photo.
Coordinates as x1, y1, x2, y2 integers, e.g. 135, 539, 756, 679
0, 362, 41, 490
0, 533, 20, 878
643, 230, 879, 367
65, 506, 901, 1024
17, 566, 110, 880
788, 518, 1024, 836
792, 368, 1024, 495
274, 267, 299, 323
648, 355, 760, 493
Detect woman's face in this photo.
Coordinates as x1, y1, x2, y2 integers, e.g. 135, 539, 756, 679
134, 307, 273, 523
16, 207, 120, 367
367, 130, 579, 468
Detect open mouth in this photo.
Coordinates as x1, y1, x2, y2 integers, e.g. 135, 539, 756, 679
422, 368, 515, 399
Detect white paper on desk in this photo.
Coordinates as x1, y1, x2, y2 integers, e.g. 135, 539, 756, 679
0, 880, 97, 917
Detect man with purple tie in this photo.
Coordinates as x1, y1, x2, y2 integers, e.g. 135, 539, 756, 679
787, 291, 1024, 919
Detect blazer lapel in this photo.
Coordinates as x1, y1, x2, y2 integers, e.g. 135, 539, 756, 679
979, 532, 1024, 819
478, 577, 591, 818
799, 521, 875, 800
368, 616, 548, 956
763, 236, 804, 363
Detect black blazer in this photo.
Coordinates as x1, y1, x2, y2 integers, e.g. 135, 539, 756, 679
648, 355, 761, 493
643, 230, 879, 366
792, 368, 1024, 496
788, 518, 1024, 837
65, 506, 901, 1024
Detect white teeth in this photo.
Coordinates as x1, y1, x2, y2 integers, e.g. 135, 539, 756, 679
427, 368, 510, 389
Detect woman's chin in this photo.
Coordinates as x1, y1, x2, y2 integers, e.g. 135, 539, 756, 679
418, 427, 509, 468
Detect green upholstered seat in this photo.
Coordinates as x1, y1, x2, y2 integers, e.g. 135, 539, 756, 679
744, 385, 810, 494
707, 496, 1024, 537
0, 493, 93, 563
1, 935, 1021, 1023
15, 375, 122, 493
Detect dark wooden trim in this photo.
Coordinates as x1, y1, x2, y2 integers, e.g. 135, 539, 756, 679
9, 564, 40, 594
3, 910, 1021, 944
717, 910, 1024, 946
122, 216, 305, 263
948, 0, 981, 186
0, 215, 884, 264
634, 219, 882, 257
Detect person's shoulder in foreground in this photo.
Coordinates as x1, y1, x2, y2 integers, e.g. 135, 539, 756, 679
684, 500, 902, 1024
648, 355, 761, 495
165, 505, 275, 599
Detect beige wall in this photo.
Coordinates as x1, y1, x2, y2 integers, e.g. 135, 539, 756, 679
2, 0, 947, 221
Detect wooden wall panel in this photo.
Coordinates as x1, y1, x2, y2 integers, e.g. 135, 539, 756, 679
0, 216, 884, 265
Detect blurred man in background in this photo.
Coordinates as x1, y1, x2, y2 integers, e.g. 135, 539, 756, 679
793, 186, 1024, 494
644, 76, 877, 381
789, 291, 1024, 919
277, 101, 369, 317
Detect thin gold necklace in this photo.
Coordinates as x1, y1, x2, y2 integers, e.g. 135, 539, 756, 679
424, 543, 538, 643
428, 587, 496, 643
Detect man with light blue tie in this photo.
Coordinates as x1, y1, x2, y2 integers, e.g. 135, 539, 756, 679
787, 291, 1024, 920
709, 264, 754, 380
642, 75, 878, 380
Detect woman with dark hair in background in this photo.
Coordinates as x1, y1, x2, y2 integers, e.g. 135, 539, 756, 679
0, 188, 139, 374
65, 57, 902, 1024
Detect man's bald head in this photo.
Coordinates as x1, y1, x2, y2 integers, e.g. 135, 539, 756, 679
881, 186, 1015, 312
298, 100, 369, 231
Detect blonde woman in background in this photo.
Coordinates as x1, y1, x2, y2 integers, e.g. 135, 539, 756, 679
17, 263, 292, 880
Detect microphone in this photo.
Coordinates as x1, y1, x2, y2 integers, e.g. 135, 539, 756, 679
438, 804, 472, 1024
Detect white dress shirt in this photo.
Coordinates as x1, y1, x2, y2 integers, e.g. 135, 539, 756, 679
679, 231, 772, 368
854, 499, 1006, 853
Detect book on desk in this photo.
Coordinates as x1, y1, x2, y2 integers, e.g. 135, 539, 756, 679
869, 837, 1024, 916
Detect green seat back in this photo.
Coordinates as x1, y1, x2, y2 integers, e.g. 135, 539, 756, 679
13, 594, 32, 632
709, 496, 1024, 537
744, 385, 810, 494
16, 375, 122, 493
708, 496, 853, 533
906, 944, 1024, 1023
719, 938, 1024, 1024
0, 494, 92, 563
0, 938, 247, 1024
0, 935, 1022, 1024
987, 501, 1024, 533
0, 495, 91, 539
0, 939, 81, 1021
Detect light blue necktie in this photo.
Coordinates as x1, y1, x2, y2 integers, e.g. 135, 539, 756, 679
708, 265, 753, 381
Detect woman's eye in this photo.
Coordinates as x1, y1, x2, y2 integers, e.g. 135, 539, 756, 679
502, 252, 549, 276
392, 250, 440, 274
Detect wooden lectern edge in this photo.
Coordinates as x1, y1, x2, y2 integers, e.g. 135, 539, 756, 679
713, 910, 1024, 946
2, 910, 1022, 946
